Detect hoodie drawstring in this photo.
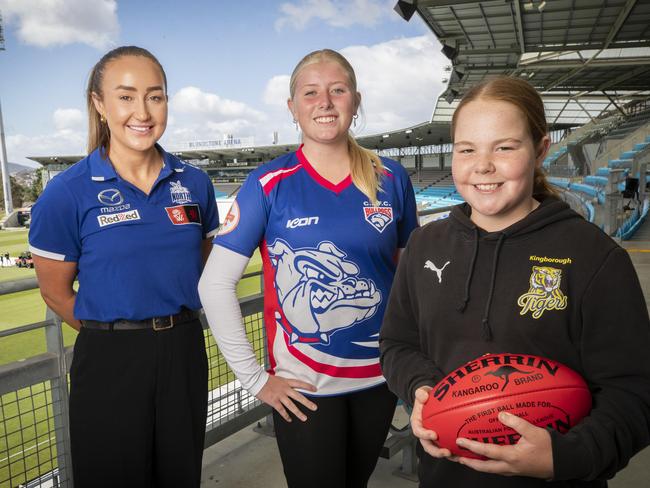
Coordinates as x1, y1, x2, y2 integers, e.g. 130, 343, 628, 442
481, 233, 506, 342
457, 227, 479, 312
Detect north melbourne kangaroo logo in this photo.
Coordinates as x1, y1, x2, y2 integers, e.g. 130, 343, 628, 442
267, 239, 381, 345
485, 366, 533, 391
424, 260, 450, 283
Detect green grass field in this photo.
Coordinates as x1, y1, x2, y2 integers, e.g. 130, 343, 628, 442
0, 230, 265, 487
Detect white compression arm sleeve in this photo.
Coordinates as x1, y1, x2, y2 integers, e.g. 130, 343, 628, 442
198, 244, 269, 396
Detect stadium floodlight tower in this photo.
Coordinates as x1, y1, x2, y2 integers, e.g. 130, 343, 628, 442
0, 10, 12, 215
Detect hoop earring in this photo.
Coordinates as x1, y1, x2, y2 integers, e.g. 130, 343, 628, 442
353, 114, 358, 128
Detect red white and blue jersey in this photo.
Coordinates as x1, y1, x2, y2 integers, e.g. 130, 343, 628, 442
215, 146, 418, 396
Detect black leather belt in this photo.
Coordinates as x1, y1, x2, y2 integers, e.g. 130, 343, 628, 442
82, 309, 199, 331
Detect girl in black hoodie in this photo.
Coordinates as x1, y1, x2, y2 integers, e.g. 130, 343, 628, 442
379, 76, 650, 487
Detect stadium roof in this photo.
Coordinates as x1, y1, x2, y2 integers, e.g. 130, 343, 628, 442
28, 121, 458, 166
395, 0, 650, 122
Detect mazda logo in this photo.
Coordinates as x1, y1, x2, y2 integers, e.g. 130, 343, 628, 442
97, 189, 124, 206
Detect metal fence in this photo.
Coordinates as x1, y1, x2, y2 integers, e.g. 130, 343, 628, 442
0, 271, 416, 488
0, 275, 270, 488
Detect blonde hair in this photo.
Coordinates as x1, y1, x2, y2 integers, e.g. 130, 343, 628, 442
451, 76, 556, 199
289, 49, 384, 204
86, 46, 167, 155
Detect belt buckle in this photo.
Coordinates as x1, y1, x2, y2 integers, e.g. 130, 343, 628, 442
152, 315, 174, 331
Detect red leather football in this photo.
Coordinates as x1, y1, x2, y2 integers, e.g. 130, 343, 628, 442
422, 353, 592, 459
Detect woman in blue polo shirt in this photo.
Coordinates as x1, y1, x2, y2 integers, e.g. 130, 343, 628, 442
29, 46, 218, 487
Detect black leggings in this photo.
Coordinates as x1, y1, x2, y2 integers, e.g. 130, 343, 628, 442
273, 382, 397, 488
69, 319, 208, 488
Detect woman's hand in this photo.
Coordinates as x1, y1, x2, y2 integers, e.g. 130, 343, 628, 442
454, 411, 554, 479
410, 386, 453, 458
256, 375, 318, 422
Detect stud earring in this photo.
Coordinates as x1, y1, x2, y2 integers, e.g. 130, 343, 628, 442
100, 114, 106, 123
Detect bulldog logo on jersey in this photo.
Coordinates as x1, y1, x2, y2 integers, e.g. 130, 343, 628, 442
517, 266, 568, 319
363, 205, 393, 233
267, 239, 381, 345
169, 180, 192, 204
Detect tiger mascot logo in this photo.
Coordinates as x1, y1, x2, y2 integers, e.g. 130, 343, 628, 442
517, 266, 568, 319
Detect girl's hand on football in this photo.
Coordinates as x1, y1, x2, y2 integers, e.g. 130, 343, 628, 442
454, 412, 554, 479
411, 386, 453, 458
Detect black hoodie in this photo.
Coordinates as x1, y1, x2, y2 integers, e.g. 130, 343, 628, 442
379, 197, 650, 487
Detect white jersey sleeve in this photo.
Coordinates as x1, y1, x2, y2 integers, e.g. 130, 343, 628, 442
198, 244, 269, 395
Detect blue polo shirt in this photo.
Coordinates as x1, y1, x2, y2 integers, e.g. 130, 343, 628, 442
29, 146, 219, 322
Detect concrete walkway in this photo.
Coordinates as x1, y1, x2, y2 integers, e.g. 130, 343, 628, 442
200, 231, 650, 488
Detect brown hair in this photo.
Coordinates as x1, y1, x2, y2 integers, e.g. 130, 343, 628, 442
289, 49, 384, 204
451, 76, 555, 198
86, 46, 167, 154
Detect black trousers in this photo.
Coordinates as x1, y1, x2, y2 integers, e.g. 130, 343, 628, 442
273, 382, 397, 488
69, 319, 208, 488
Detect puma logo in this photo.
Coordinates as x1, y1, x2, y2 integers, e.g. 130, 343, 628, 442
424, 260, 450, 283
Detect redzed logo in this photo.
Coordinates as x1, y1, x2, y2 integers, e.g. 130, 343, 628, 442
97, 209, 141, 227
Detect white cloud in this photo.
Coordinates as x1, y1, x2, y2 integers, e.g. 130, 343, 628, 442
263, 75, 291, 107
0, 0, 119, 49
53, 108, 85, 131
6, 130, 86, 165
275, 0, 391, 31
340, 35, 448, 135
170, 86, 266, 122
164, 86, 276, 147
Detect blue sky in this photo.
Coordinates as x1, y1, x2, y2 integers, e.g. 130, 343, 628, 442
0, 0, 448, 165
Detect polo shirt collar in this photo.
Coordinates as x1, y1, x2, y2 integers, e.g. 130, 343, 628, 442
88, 147, 118, 181
88, 144, 185, 182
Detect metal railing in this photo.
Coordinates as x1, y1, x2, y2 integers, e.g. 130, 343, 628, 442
0, 276, 269, 488
0, 266, 417, 487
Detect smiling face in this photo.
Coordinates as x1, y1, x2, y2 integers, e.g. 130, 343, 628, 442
288, 61, 360, 148
92, 55, 167, 158
452, 98, 549, 232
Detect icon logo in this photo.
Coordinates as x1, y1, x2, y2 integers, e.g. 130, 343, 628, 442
97, 189, 124, 206
286, 216, 319, 229
424, 260, 450, 283
169, 180, 192, 204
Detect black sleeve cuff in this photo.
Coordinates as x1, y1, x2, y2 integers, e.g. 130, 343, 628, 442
550, 428, 594, 481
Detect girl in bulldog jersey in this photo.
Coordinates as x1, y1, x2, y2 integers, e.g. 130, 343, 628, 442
199, 49, 418, 487
379, 76, 650, 488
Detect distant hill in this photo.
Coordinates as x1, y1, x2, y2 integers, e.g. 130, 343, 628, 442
6, 162, 40, 175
